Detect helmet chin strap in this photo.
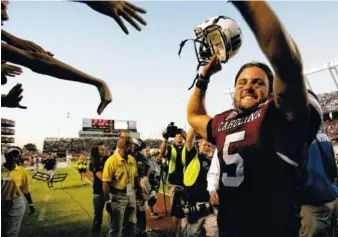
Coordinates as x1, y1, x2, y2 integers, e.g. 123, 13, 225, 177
178, 39, 210, 90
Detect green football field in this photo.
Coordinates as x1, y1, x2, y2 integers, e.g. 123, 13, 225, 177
19, 167, 110, 237
19, 166, 172, 237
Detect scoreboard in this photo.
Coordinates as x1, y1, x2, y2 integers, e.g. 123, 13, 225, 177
82, 118, 137, 131
91, 119, 113, 129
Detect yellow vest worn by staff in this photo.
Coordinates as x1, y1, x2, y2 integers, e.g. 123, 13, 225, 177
182, 147, 200, 187
168, 145, 179, 174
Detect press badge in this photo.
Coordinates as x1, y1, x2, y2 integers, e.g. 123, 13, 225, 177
2, 176, 11, 181
126, 183, 133, 196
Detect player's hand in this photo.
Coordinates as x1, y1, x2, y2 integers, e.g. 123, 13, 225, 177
9, 37, 53, 56
85, 1, 147, 35
209, 191, 219, 206
201, 55, 222, 78
1, 62, 23, 78
106, 202, 113, 214
1, 83, 27, 109
97, 80, 112, 115
29, 205, 35, 216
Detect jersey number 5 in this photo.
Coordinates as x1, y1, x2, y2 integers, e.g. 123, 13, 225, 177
222, 130, 245, 187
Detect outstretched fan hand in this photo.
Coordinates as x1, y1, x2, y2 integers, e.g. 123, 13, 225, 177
84, 1, 147, 34
1, 83, 27, 109
97, 81, 112, 115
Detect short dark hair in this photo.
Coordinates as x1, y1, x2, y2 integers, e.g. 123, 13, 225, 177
5, 146, 22, 159
234, 62, 274, 95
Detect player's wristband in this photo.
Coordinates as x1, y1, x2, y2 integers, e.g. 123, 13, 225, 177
105, 200, 112, 204
196, 74, 210, 90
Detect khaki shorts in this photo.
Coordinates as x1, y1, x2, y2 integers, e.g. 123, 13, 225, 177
184, 213, 219, 237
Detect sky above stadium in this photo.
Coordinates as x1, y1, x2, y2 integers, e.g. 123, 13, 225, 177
2, 1, 338, 150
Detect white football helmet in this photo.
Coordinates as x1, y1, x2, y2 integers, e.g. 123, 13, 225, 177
179, 16, 243, 66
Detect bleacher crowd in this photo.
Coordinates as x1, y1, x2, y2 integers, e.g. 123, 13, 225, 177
43, 137, 163, 154
318, 91, 338, 113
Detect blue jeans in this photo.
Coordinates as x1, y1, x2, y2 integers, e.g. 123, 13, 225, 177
1, 196, 25, 237
92, 193, 105, 233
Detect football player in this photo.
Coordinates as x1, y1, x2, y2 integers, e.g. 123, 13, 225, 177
187, 1, 322, 237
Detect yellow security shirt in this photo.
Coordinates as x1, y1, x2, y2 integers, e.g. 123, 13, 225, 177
1, 165, 29, 201
102, 152, 137, 190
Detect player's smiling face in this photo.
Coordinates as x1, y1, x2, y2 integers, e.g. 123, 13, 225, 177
234, 66, 269, 113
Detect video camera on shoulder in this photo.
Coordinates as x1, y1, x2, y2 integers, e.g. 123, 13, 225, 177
164, 122, 183, 138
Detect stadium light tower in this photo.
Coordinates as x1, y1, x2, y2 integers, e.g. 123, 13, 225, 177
304, 59, 338, 90
224, 88, 234, 101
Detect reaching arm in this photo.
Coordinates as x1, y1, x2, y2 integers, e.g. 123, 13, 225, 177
159, 140, 169, 157
232, 1, 308, 121
185, 127, 196, 152
2, 30, 53, 56
1, 42, 112, 114
187, 87, 212, 139
187, 55, 221, 139
1, 30, 13, 44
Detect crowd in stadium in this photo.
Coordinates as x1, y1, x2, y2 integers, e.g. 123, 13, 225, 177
43, 138, 164, 154
318, 91, 338, 113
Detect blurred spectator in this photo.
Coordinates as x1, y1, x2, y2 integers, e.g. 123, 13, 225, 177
317, 91, 338, 114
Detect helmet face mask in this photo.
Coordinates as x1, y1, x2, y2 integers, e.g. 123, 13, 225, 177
194, 25, 227, 65
191, 16, 243, 66
178, 16, 243, 90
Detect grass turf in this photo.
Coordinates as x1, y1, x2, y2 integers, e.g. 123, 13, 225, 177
19, 166, 173, 237
19, 167, 110, 237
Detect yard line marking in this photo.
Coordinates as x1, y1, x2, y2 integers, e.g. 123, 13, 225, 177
38, 208, 46, 221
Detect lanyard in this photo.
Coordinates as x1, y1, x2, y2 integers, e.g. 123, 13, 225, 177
123, 159, 130, 184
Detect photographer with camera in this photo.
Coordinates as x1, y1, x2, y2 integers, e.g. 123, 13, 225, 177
144, 147, 162, 220
182, 128, 218, 237
132, 138, 152, 237
159, 122, 187, 237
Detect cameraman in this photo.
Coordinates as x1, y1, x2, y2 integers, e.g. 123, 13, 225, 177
132, 139, 151, 237
183, 128, 218, 237
144, 147, 161, 219
159, 123, 187, 237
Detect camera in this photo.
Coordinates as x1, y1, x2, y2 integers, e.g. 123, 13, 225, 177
183, 203, 211, 223
163, 122, 183, 138
132, 138, 147, 153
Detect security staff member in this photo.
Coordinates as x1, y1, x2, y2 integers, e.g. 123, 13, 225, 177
183, 128, 218, 237
102, 136, 142, 237
2, 147, 35, 237
159, 128, 187, 237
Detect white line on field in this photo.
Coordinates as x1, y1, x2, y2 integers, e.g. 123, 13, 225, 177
38, 208, 46, 221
